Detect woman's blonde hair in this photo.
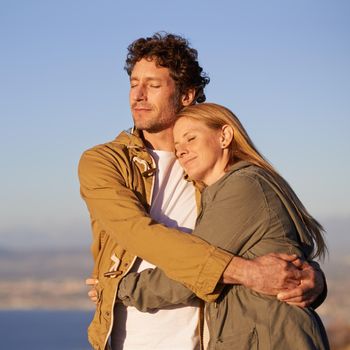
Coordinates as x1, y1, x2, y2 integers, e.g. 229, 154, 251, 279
176, 103, 327, 259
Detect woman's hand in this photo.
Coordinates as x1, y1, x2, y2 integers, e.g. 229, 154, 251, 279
86, 278, 99, 304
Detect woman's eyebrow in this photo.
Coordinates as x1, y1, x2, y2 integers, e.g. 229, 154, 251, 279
174, 131, 192, 145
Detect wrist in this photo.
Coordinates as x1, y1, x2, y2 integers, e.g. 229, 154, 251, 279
223, 256, 250, 285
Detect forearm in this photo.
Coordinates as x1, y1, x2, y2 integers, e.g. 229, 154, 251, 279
222, 254, 303, 295
79, 150, 231, 301
85, 196, 231, 300
118, 268, 197, 312
222, 256, 248, 284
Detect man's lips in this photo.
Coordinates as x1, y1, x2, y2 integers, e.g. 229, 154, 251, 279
132, 105, 152, 111
134, 107, 151, 111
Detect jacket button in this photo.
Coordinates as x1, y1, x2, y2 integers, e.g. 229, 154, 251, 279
105, 311, 111, 318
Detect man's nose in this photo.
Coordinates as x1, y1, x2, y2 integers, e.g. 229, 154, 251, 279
132, 85, 147, 101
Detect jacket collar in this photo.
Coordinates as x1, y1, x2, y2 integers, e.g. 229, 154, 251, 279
203, 160, 253, 200
114, 127, 146, 150
114, 127, 158, 177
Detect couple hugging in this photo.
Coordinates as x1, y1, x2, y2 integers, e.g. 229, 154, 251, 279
79, 32, 329, 350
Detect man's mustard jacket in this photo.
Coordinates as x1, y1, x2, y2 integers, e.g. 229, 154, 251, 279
78, 128, 232, 350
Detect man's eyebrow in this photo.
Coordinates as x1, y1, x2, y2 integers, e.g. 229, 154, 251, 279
130, 76, 162, 82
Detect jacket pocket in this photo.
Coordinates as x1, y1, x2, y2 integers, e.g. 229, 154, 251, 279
215, 326, 258, 350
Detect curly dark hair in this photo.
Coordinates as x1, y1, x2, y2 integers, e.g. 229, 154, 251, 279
125, 32, 210, 103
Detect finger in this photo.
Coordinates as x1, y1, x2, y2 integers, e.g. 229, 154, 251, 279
283, 292, 316, 307
280, 278, 301, 290
290, 258, 304, 269
268, 252, 298, 262
281, 267, 303, 282
285, 300, 309, 307
86, 278, 99, 286
277, 287, 305, 301
279, 295, 304, 303
88, 290, 98, 298
277, 287, 315, 302
88, 291, 98, 304
277, 290, 309, 302
89, 297, 98, 304
86, 278, 99, 285
279, 293, 316, 304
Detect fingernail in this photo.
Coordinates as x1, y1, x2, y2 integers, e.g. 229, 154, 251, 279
277, 293, 284, 300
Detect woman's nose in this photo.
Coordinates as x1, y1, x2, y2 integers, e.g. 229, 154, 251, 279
175, 145, 188, 158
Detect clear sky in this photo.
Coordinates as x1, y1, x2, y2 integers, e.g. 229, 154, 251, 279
1, 0, 349, 249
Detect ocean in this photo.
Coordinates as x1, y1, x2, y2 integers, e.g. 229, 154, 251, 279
0, 310, 93, 350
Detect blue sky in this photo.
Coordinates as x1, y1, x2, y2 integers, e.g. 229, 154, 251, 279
1, 0, 349, 249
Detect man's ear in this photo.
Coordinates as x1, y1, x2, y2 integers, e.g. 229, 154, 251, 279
181, 88, 196, 107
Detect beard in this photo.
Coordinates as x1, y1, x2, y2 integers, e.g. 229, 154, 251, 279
135, 115, 174, 133
132, 94, 182, 133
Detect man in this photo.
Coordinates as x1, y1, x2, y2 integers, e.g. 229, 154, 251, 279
79, 33, 325, 350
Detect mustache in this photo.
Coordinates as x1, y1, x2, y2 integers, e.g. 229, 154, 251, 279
131, 103, 153, 109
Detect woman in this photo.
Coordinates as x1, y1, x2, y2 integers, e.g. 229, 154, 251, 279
117, 103, 329, 349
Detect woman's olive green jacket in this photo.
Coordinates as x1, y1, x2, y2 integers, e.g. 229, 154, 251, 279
118, 161, 329, 350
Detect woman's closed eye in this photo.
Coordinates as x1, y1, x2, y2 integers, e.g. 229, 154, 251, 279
187, 136, 196, 143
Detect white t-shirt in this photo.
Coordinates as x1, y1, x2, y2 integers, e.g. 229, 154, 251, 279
111, 150, 200, 350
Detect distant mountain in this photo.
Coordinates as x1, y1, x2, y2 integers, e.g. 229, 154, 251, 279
0, 248, 94, 310
0, 216, 349, 315
0, 248, 93, 281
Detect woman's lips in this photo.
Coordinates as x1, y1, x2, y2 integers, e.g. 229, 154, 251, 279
181, 156, 197, 169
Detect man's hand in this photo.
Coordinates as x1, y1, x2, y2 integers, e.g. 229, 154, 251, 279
223, 253, 302, 295
222, 253, 325, 307
86, 278, 99, 304
277, 260, 325, 307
